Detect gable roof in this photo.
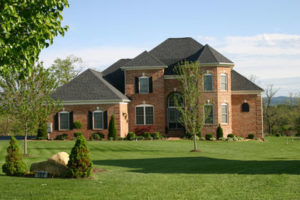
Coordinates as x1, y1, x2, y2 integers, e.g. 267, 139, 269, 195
122, 51, 166, 68
150, 37, 203, 65
231, 70, 264, 91
51, 69, 129, 102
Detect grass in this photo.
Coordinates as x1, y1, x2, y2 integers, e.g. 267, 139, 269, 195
0, 137, 300, 200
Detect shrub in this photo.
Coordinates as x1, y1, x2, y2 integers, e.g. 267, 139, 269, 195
248, 134, 255, 139
134, 125, 156, 136
233, 136, 238, 141
200, 137, 206, 141
143, 132, 152, 140
126, 132, 136, 141
227, 133, 234, 138
136, 136, 144, 140
295, 133, 300, 137
151, 132, 161, 140
73, 121, 82, 129
90, 132, 104, 141
2, 136, 27, 176
74, 132, 83, 138
67, 135, 93, 178
210, 137, 216, 141
108, 115, 117, 140
275, 133, 281, 137
185, 132, 193, 139
237, 136, 244, 141
216, 124, 223, 140
226, 137, 234, 141
219, 137, 226, 141
55, 133, 68, 140
37, 122, 48, 139
205, 133, 213, 141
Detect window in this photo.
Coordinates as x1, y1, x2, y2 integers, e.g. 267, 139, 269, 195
242, 102, 250, 112
93, 110, 104, 129
204, 74, 213, 91
204, 104, 214, 124
136, 105, 154, 125
220, 73, 228, 91
139, 77, 149, 93
168, 93, 184, 129
222, 103, 228, 123
59, 111, 70, 130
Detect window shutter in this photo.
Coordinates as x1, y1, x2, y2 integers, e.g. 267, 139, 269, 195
88, 111, 93, 130
69, 112, 73, 130
149, 77, 153, 93
54, 113, 58, 130
135, 77, 139, 93
104, 111, 108, 129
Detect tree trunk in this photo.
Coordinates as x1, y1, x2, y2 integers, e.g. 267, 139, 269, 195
24, 122, 28, 155
193, 133, 197, 151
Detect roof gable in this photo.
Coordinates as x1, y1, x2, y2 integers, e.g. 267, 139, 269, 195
122, 51, 166, 68
231, 70, 264, 91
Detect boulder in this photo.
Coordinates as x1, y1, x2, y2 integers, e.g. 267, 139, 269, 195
48, 152, 69, 166
30, 160, 68, 177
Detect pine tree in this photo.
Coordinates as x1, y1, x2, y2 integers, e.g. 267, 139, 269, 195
108, 115, 117, 140
216, 124, 224, 140
67, 135, 93, 178
2, 136, 27, 176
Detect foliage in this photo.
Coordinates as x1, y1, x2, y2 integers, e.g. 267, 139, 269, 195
151, 132, 162, 140
0, 64, 62, 154
126, 132, 136, 141
227, 133, 234, 138
49, 55, 83, 87
73, 121, 82, 129
2, 136, 27, 176
55, 133, 68, 140
134, 126, 156, 136
136, 136, 144, 140
108, 115, 117, 140
37, 122, 48, 139
0, 0, 69, 78
67, 135, 93, 178
73, 132, 83, 138
205, 134, 213, 141
90, 132, 104, 141
248, 134, 255, 139
143, 132, 153, 140
216, 124, 223, 140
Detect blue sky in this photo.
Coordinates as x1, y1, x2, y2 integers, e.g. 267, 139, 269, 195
39, 0, 300, 96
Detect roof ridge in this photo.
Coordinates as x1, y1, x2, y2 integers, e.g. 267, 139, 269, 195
204, 44, 219, 62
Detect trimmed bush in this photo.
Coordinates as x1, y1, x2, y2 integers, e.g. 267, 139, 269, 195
295, 133, 300, 137
136, 136, 144, 140
73, 121, 82, 129
108, 115, 117, 140
151, 132, 161, 140
74, 132, 83, 138
248, 134, 255, 139
2, 136, 27, 176
126, 132, 136, 141
143, 132, 152, 140
237, 136, 244, 141
185, 132, 193, 139
37, 122, 48, 139
216, 124, 223, 140
55, 133, 68, 140
200, 137, 206, 141
210, 137, 216, 141
90, 132, 104, 141
67, 135, 93, 178
205, 133, 213, 141
227, 133, 234, 138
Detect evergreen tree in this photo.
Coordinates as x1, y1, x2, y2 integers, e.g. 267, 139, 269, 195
37, 122, 48, 138
216, 124, 223, 140
108, 115, 117, 140
67, 135, 93, 178
2, 136, 27, 176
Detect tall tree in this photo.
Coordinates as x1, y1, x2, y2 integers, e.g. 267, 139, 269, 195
175, 61, 206, 152
0, 0, 69, 78
264, 85, 279, 134
49, 55, 83, 87
0, 64, 61, 155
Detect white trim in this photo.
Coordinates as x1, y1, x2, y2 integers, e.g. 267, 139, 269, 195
232, 90, 262, 95
135, 104, 154, 125
59, 111, 70, 131
93, 110, 104, 130
220, 73, 228, 91
61, 99, 130, 105
121, 66, 167, 70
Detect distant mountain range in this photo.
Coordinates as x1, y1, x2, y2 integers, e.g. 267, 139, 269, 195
263, 96, 299, 105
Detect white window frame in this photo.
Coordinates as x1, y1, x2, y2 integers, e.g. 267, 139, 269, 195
59, 111, 70, 130
221, 103, 229, 124
135, 104, 154, 125
204, 73, 213, 91
204, 104, 214, 125
139, 75, 149, 94
93, 110, 104, 130
220, 73, 228, 91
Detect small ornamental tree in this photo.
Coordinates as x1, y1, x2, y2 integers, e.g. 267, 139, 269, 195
216, 124, 223, 140
2, 136, 27, 176
108, 115, 117, 140
67, 135, 93, 178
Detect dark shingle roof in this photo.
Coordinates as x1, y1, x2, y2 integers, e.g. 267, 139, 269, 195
51, 69, 129, 101
123, 51, 166, 67
231, 70, 264, 91
150, 37, 203, 65
102, 59, 131, 93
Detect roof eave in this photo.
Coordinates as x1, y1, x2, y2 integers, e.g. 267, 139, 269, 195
60, 99, 130, 105
231, 90, 263, 95
121, 65, 168, 70
199, 62, 234, 67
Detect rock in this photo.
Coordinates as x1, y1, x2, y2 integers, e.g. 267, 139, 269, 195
30, 160, 68, 177
48, 152, 69, 166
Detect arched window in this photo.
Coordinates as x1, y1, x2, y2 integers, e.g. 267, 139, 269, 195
204, 104, 214, 124
220, 73, 228, 91
93, 110, 104, 129
204, 73, 213, 91
221, 103, 228, 123
242, 102, 250, 112
168, 93, 183, 129
59, 111, 70, 130
136, 105, 154, 125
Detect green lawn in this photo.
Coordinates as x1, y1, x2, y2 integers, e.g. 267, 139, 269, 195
0, 137, 300, 200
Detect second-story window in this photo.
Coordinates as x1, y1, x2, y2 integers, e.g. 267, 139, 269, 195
204, 74, 213, 91
220, 73, 228, 91
139, 76, 149, 93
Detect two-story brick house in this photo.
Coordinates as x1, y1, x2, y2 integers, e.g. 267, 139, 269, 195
50, 37, 263, 139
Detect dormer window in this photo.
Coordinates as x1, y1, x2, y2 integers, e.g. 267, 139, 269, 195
135, 75, 153, 94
